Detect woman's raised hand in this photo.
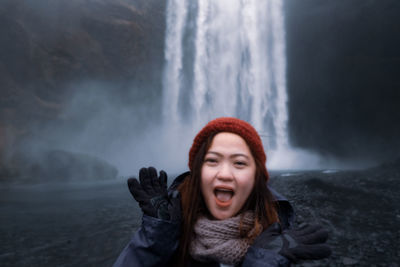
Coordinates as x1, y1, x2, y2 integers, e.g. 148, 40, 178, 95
127, 167, 181, 221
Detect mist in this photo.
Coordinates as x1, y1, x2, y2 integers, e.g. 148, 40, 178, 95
12, 80, 182, 177
16, 78, 367, 181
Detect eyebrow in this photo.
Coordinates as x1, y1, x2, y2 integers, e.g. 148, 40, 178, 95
206, 151, 251, 159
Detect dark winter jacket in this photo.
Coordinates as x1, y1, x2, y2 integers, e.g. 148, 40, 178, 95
113, 172, 295, 267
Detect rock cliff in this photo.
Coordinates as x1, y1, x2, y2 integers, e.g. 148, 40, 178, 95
0, 0, 166, 181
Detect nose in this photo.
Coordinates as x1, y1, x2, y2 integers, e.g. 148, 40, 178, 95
216, 162, 233, 181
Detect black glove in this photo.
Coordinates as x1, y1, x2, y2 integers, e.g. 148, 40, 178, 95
127, 167, 181, 221
252, 222, 331, 263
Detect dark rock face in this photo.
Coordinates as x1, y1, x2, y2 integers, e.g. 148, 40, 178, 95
0, 0, 166, 161
285, 0, 400, 162
0, 0, 166, 181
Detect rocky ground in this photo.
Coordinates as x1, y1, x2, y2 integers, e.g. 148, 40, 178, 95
1, 160, 399, 266
269, 159, 400, 266
0, 180, 138, 267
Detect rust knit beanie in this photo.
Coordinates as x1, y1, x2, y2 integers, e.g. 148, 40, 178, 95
188, 117, 269, 180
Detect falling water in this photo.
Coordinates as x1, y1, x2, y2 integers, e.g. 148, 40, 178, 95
162, 0, 290, 164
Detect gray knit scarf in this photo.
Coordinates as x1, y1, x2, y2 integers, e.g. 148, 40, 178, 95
189, 211, 258, 265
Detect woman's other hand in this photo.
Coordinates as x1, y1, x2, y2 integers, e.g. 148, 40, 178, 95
252, 222, 331, 263
127, 167, 181, 221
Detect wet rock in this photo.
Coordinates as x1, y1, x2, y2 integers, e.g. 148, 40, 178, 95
342, 257, 359, 265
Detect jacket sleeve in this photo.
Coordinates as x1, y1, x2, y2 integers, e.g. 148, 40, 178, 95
113, 215, 181, 267
241, 246, 290, 267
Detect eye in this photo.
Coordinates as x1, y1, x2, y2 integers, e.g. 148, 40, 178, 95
234, 161, 247, 167
204, 157, 218, 164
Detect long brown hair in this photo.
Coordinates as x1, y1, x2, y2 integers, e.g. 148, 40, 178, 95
175, 132, 278, 266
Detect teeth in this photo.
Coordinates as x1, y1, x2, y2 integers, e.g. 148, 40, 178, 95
214, 188, 234, 195
217, 188, 232, 192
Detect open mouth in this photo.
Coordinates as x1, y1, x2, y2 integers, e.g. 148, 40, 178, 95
214, 187, 234, 207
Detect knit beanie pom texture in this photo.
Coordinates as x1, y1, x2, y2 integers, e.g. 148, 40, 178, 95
188, 117, 268, 180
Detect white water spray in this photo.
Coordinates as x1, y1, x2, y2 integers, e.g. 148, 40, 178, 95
162, 0, 188, 125
162, 0, 294, 169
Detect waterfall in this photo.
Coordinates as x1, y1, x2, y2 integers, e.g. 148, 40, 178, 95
162, 0, 290, 166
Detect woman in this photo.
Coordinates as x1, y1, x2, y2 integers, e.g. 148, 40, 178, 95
114, 117, 331, 267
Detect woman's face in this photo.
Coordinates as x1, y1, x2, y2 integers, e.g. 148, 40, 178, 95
201, 132, 256, 220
